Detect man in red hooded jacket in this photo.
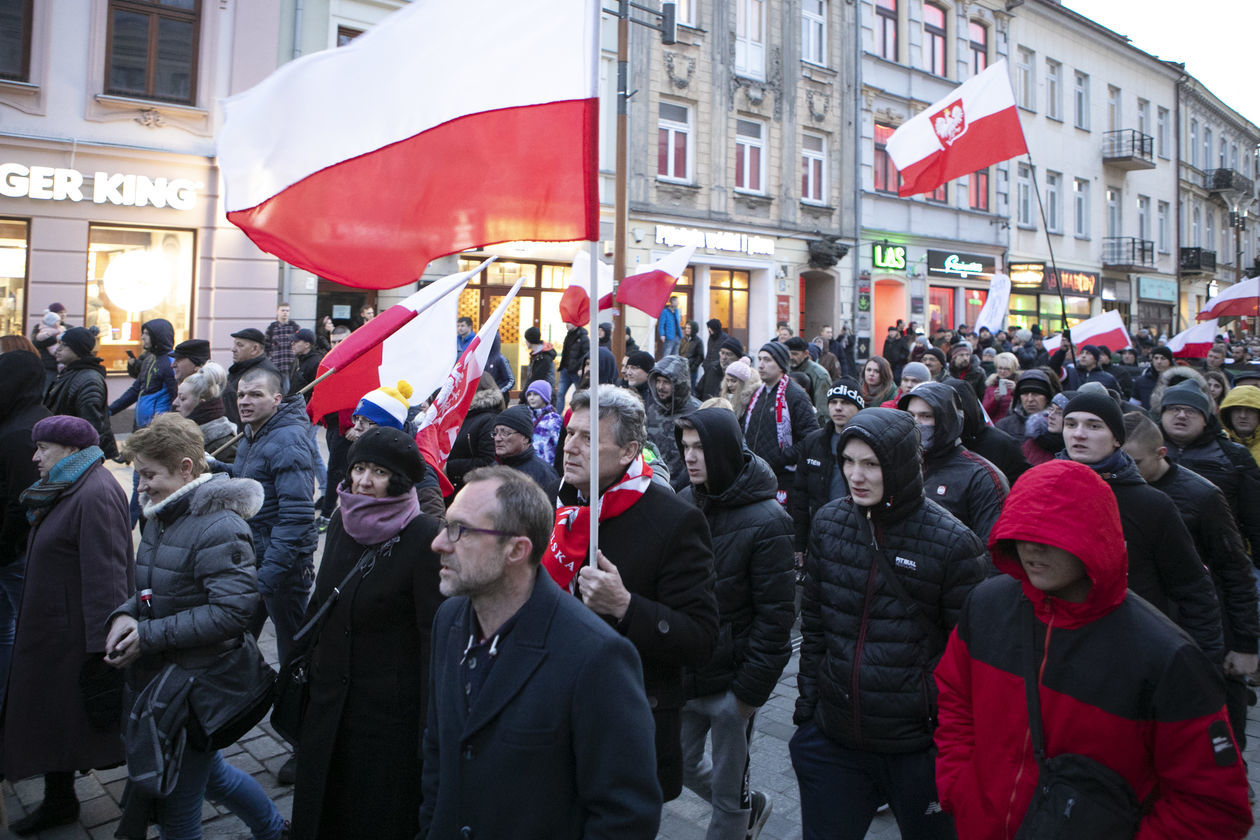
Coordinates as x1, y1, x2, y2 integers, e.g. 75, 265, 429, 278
934, 459, 1252, 839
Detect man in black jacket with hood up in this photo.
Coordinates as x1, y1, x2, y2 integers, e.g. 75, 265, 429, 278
898, 382, 1007, 544
675, 408, 795, 840
942, 378, 1030, 486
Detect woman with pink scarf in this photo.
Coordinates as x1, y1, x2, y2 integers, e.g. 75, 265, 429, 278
290, 427, 443, 839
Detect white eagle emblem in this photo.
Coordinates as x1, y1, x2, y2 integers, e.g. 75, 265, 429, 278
932, 101, 967, 147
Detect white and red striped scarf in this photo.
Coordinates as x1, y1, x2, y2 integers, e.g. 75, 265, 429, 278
541, 454, 653, 589
744, 376, 793, 453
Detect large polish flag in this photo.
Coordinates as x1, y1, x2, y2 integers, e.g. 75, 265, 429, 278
1197, 276, 1260, 320
617, 244, 698, 316
886, 60, 1027, 198
306, 259, 494, 421
219, 0, 600, 290
1167, 320, 1221, 359
1044, 310, 1132, 357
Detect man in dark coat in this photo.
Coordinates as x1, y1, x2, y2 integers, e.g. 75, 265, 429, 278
264, 303, 299, 376
1133, 345, 1174, 409
1159, 380, 1260, 571
423, 467, 662, 839
522, 326, 557, 395
43, 326, 118, 459
942, 377, 1030, 486
790, 378, 864, 566
493, 405, 560, 504
1061, 392, 1224, 660
899, 382, 1008, 544
2, 415, 133, 834
743, 342, 818, 506
946, 341, 986, 399
881, 325, 909, 380
286, 328, 324, 396
697, 319, 728, 399
675, 409, 794, 839
791, 408, 987, 838
1053, 341, 1120, 392
556, 321, 590, 408
0, 352, 49, 701
215, 367, 317, 663
549, 386, 718, 801
622, 350, 654, 404
108, 317, 177, 427
1124, 412, 1259, 759
994, 368, 1055, 442
225, 327, 280, 428
645, 354, 701, 491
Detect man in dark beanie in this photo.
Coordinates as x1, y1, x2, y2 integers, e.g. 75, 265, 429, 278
226, 327, 280, 428
947, 340, 986, 398
791, 377, 865, 567
785, 337, 830, 419
171, 338, 211, 382
493, 405, 559, 504
1061, 390, 1223, 658
523, 326, 556, 395
1159, 379, 1260, 573
920, 346, 947, 381
742, 342, 816, 508
288, 328, 324, 396
43, 327, 117, 459
994, 368, 1056, 442
622, 349, 656, 403
1134, 344, 1175, 409
1055, 342, 1119, 392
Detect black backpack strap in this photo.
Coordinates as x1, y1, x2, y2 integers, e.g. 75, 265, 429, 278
1021, 598, 1048, 768
292, 547, 377, 645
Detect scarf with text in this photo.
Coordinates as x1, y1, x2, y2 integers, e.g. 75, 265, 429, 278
541, 454, 653, 589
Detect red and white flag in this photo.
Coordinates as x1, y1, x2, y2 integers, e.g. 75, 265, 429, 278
1044, 310, 1131, 357
219, 0, 599, 290
306, 259, 494, 420
415, 278, 526, 493
617, 243, 697, 316
1167, 320, 1220, 359
559, 247, 616, 325
886, 60, 1028, 198
1197, 276, 1260, 321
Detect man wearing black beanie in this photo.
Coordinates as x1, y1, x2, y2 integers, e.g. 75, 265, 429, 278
622, 350, 656, 403
743, 342, 817, 507
1061, 391, 1222, 658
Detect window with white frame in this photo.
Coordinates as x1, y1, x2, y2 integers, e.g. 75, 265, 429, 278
924, 4, 946, 78
657, 101, 691, 182
735, 0, 766, 80
801, 133, 826, 204
969, 169, 989, 211
1222, 216, 1231, 262
969, 21, 987, 75
1045, 171, 1062, 233
1137, 195, 1150, 241
1190, 119, 1199, 167
1157, 201, 1169, 253
1220, 136, 1228, 169
735, 118, 766, 193
675, 0, 696, 26
1203, 126, 1213, 170
802, 0, 826, 66
1016, 47, 1035, 110
1157, 107, 1169, 158
1206, 209, 1215, 251
1136, 99, 1149, 138
1074, 71, 1089, 130
876, 0, 897, 61
1017, 164, 1033, 227
1232, 143, 1239, 171
1046, 59, 1062, 120
1074, 178, 1090, 238
1106, 186, 1121, 237
873, 123, 899, 193
1106, 85, 1121, 132
1192, 204, 1201, 247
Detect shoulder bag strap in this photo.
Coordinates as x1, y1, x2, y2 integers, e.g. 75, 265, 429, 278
1021, 598, 1048, 767
291, 547, 377, 645
870, 546, 944, 651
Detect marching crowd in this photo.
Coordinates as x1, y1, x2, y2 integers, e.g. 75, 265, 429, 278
1, 297, 1259, 839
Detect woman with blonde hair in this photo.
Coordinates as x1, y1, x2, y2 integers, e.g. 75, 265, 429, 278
171, 362, 238, 462
982, 352, 1021, 423
719, 358, 760, 418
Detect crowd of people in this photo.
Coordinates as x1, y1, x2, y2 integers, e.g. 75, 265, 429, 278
1, 298, 1259, 839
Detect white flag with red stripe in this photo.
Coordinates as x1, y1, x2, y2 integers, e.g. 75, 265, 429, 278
1167, 320, 1220, 359
1197, 276, 1260, 321
219, 0, 599, 290
886, 60, 1028, 198
617, 244, 698, 316
415, 277, 525, 493
1044, 310, 1131, 356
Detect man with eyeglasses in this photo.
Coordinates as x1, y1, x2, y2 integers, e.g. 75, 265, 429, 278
492, 405, 560, 504
422, 466, 662, 840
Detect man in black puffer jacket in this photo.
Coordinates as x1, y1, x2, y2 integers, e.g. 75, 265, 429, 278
790, 408, 986, 840
899, 382, 1007, 544
44, 327, 118, 459
942, 378, 1029, 486
675, 408, 794, 840
790, 378, 864, 563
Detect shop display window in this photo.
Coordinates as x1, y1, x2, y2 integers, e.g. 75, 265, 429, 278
0, 219, 28, 339
87, 224, 193, 373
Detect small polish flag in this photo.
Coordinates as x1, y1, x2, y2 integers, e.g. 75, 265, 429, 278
559, 247, 616, 326
1167, 321, 1221, 359
219, 0, 599, 290
1197, 276, 1260, 321
1044, 310, 1131, 357
617, 244, 698, 316
886, 60, 1028, 198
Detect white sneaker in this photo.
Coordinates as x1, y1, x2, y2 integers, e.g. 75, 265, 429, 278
747, 790, 772, 840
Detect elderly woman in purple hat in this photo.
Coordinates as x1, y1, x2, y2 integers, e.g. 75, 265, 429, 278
1, 415, 133, 835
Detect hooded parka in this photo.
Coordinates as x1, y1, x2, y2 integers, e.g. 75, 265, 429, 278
934, 460, 1252, 840
645, 355, 701, 491
795, 408, 987, 752
1220, 385, 1260, 466
109, 318, 177, 428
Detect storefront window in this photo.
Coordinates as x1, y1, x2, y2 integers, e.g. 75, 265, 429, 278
1037, 295, 1091, 333
87, 224, 193, 374
1007, 293, 1038, 331
928, 286, 954, 335
0, 219, 28, 338
709, 269, 749, 349
963, 288, 987, 330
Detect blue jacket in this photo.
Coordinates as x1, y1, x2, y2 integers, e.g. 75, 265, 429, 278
658, 305, 681, 341
223, 395, 317, 593
109, 318, 176, 428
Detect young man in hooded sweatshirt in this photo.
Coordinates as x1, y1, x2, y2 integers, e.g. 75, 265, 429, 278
934, 459, 1252, 839
675, 408, 795, 840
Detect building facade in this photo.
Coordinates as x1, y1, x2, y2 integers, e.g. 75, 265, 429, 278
1, 0, 284, 399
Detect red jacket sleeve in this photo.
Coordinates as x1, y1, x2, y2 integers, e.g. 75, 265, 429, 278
933, 629, 990, 838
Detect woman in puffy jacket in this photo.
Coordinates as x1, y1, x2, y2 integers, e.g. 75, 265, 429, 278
106, 413, 285, 839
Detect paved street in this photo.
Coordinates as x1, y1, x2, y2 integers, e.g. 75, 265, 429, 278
2, 458, 1259, 838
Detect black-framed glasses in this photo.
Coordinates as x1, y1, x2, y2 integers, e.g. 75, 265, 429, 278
444, 521, 520, 543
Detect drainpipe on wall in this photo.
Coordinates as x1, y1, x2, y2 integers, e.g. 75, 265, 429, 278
1174, 67, 1185, 332
853, 0, 864, 361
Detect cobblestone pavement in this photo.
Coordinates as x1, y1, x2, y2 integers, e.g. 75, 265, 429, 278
3, 459, 1259, 838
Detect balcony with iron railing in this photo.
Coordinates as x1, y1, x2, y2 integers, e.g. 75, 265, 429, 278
1179, 247, 1217, 275
1102, 236, 1154, 270
1205, 168, 1255, 197
1102, 130, 1155, 171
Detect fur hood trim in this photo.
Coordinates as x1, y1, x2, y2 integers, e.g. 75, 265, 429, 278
1150, 366, 1209, 416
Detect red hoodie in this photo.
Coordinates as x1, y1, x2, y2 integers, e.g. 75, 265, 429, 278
934, 460, 1251, 839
